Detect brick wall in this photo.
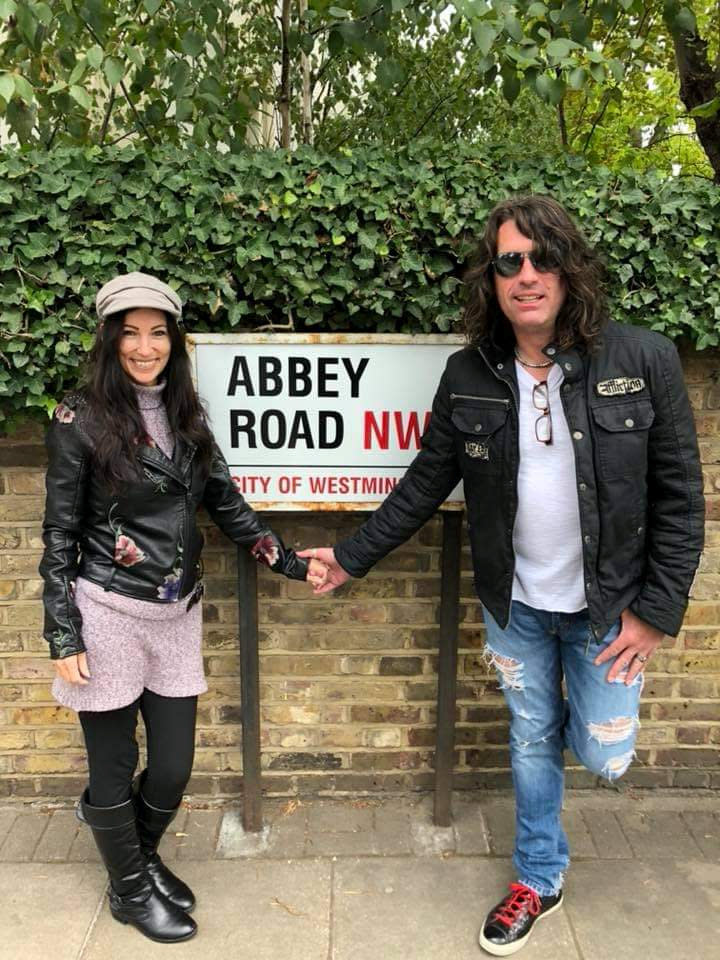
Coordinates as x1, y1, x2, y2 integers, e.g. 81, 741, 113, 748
1, 348, 718, 799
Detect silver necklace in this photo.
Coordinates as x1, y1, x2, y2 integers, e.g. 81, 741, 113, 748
514, 348, 553, 369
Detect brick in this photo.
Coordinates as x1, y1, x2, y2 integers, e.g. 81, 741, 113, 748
0, 730, 34, 749
267, 752, 342, 771
379, 656, 424, 676
11, 706, 76, 725
349, 705, 421, 724
0, 498, 44, 521
0, 529, 21, 550
3, 657, 54, 680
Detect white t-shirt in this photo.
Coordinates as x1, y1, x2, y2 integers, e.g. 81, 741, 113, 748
511, 360, 586, 612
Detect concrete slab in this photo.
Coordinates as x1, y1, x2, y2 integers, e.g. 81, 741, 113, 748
80, 860, 331, 960
482, 802, 515, 857
565, 858, 720, 960
33, 810, 79, 862
0, 863, 105, 960
68, 822, 102, 862
452, 796, 491, 855
0, 808, 18, 845
176, 810, 222, 860
0, 812, 49, 861
307, 799, 374, 834
333, 857, 579, 960
217, 809, 271, 857
562, 810, 597, 859
617, 810, 704, 859
581, 809, 633, 859
681, 811, 720, 860
371, 798, 414, 856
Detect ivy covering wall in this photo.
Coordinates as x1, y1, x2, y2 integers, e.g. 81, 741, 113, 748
1, 141, 719, 424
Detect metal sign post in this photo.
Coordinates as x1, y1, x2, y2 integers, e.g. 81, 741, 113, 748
189, 334, 466, 832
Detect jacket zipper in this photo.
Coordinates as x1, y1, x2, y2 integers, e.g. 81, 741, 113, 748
476, 348, 519, 627
450, 393, 510, 406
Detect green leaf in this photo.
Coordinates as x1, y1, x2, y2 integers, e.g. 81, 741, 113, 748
328, 5, 351, 17
124, 46, 144, 69
33, 1, 52, 23
689, 98, 720, 119
332, 233, 346, 245
0, 0, 17, 17
69, 84, 91, 110
0, 74, 14, 103
181, 30, 205, 58
546, 38, 573, 60
103, 58, 125, 87
175, 98, 193, 122
502, 69, 520, 104
376, 59, 405, 88
328, 28, 344, 57
568, 67, 586, 90
526, 2, 547, 15
472, 21, 497, 57
672, 6, 697, 35
503, 15, 524, 42
13, 75, 34, 103
608, 58, 624, 83
87, 45, 104, 70
143, 0, 162, 13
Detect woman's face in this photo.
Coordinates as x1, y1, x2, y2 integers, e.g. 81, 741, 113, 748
117, 308, 171, 386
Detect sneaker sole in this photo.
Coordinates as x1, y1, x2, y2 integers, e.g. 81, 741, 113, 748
478, 895, 564, 956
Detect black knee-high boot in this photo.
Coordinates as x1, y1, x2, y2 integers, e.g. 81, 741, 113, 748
78, 789, 197, 943
133, 773, 195, 912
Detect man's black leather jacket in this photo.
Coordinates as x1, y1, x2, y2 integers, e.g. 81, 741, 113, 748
335, 322, 704, 640
40, 392, 308, 659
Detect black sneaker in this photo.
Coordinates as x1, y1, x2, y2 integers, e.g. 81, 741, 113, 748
478, 882, 563, 956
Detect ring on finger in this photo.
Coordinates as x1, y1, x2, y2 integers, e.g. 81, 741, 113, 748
636, 653, 648, 663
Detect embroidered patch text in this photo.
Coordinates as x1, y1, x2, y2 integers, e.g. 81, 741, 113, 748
596, 377, 645, 397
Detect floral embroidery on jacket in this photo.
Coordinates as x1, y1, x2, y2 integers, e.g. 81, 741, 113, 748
54, 402, 75, 424
251, 534, 280, 569
157, 537, 183, 601
108, 504, 147, 567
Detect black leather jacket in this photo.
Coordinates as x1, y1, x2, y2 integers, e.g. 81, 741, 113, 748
40, 392, 308, 659
335, 322, 704, 640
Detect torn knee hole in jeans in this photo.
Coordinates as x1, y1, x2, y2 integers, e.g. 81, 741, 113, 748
484, 646, 524, 691
601, 748, 635, 780
587, 715, 639, 745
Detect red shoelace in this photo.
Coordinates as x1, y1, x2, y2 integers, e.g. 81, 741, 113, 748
491, 883, 542, 928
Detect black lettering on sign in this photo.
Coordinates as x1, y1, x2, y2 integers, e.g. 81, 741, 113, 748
230, 410, 256, 447
227, 356, 253, 396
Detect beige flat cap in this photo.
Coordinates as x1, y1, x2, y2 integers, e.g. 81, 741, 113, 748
95, 272, 182, 322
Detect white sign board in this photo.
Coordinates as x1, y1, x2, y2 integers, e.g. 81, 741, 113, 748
187, 333, 465, 510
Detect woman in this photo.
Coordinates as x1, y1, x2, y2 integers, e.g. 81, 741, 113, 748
40, 272, 326, 944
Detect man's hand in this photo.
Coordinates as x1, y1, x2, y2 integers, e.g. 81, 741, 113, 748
54, 652, 91, 685
298, 548, 351, 594
306, 558, 329, 589
594, 607, 664, 684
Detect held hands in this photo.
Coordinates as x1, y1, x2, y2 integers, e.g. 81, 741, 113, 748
299, 547, 351, 594
54, 652, 91, 686
306, 557, 330, 589
594, 607, 664, 684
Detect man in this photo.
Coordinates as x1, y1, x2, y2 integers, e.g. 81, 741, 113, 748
301, 195, 704, 955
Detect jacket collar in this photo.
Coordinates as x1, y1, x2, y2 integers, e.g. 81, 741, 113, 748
139, 436, 197, 488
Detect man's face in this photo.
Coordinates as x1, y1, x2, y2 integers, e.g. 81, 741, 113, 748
493, 219, 566, 341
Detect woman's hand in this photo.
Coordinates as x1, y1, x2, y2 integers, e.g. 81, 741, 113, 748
306, 558, 329, 589
54, 652, 91, 685
298, 548, 351, 594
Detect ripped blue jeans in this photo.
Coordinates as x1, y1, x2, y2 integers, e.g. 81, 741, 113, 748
483, 601, 642, 897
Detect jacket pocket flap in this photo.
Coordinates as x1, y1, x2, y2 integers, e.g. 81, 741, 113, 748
591, 400, 655, 432
452, 404, 508, 435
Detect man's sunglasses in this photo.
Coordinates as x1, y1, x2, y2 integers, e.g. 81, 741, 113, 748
491, 251, 562, 277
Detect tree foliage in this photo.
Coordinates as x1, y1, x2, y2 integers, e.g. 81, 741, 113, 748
0, 1, 717, 177
1, 142, 718, 425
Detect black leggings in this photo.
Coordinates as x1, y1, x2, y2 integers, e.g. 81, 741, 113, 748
79, 689, 197, 809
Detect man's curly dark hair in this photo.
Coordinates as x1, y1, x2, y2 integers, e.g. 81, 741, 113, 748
463, 195, 609, 353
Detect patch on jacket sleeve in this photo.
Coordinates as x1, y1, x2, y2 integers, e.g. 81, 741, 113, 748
596, 377, 645, 396
465, 440, 489, 460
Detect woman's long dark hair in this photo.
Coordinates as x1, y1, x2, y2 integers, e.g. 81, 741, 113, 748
463, 195, 608, 353
82, 311, 214, 491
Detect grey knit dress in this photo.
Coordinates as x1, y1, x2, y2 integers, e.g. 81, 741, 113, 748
52, 383, 208, 712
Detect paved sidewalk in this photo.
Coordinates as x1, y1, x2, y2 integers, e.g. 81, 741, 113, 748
1, 790, 718, 960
